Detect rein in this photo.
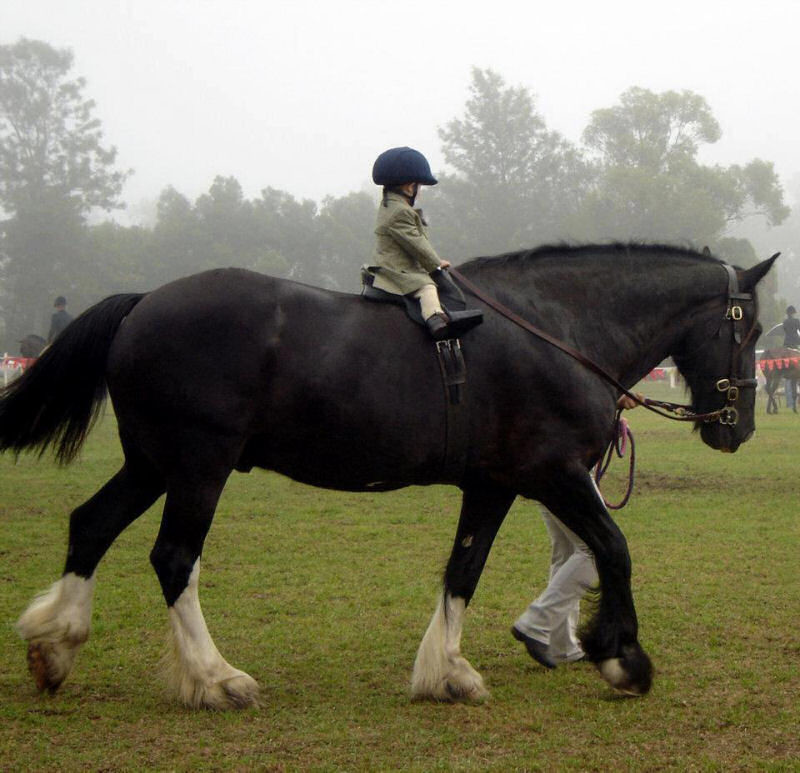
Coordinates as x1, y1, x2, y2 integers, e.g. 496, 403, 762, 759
447, 264, 757, 426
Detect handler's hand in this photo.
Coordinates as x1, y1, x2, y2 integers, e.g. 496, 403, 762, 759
439, 260, 451, 269
617, 393, 644, 410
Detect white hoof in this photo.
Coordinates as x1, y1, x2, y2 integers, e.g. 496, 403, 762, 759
411, 654, 489, 702
17, 573, 95, 692
411, 593, 489, 702
173, 670, 262, 710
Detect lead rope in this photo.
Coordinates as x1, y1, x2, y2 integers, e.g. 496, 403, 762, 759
594, 411, 636, 510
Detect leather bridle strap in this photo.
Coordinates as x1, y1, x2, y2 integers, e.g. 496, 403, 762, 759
447, 265, 744, 424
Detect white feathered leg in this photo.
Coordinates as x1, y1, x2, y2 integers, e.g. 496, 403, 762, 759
17, 572, 96, 692
163, 560, 260, 709
410, 592, 488, 701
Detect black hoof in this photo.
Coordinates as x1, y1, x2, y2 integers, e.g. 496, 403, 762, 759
511, 626, 556, 669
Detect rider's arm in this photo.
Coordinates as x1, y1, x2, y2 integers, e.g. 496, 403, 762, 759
386, 207, 443, 273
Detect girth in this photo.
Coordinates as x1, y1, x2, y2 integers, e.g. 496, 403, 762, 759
433, 338, 469, 483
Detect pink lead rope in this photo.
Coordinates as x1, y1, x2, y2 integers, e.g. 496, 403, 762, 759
594, 413, 636, 510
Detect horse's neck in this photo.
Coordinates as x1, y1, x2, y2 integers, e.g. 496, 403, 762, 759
487, 255, 724, 387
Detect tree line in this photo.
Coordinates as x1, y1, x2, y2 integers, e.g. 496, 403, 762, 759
0, 40, 795, 351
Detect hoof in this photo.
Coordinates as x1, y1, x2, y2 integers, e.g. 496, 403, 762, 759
511, 626, 556, 669
217, 674, 261, 710
597, 643, 653, 695
179, 672, 262, 711
411, 657, 489, 703
27, 641, 66, 694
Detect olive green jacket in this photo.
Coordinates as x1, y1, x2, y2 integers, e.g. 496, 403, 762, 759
367, 192, 443, 295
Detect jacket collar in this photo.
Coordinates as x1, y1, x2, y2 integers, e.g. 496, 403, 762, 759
384, 191, 413, 207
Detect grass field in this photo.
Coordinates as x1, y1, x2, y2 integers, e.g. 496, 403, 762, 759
0, 384, 798, 771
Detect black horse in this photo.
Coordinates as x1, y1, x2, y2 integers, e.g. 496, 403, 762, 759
1, 243, 775, 709
18, 334, 46, 359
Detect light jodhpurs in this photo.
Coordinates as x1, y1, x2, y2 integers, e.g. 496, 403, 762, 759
413, 284, 444, 321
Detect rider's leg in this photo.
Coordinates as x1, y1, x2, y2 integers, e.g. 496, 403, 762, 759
414, 284, 449, 338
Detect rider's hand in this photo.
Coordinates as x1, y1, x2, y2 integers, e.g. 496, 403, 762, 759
439, 260, 451, 269
617, 393, 643, 410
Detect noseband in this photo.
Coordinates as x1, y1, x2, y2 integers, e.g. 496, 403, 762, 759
448, 263, 757, 426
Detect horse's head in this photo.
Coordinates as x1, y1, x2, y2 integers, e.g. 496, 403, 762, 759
673, 254, 778, 453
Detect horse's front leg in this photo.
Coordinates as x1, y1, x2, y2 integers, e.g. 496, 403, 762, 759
538, 466, 653, 695
411, 481, 514, 702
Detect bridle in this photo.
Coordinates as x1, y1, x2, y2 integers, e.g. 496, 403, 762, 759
447, 262, 759, 427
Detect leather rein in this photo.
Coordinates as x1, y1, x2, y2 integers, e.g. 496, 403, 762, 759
447, 263, 759, 426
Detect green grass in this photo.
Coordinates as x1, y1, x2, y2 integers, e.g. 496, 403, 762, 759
0, 389, 798, 771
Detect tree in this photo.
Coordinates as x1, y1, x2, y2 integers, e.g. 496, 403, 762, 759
0, 38, 129, 346
254, 188, 320, 284
433, 67, 592, 258
316, 191, 375, 291
579, 87, 790, 245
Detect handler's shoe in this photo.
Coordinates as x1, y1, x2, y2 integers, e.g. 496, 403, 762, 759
511, 626, 557, 669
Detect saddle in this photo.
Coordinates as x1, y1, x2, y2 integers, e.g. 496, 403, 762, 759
360, 268, 484, 339
361, 267, 477, 483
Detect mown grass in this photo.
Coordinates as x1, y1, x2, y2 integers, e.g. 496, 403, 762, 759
0, 386, 798, 771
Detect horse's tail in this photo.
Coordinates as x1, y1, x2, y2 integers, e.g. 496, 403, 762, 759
0, 293, 147, 464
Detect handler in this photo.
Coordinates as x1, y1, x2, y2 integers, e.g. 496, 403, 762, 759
365, 146, 481, 340
512, 392, 642, 668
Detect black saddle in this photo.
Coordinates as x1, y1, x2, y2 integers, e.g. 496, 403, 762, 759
361, 268, 483, 337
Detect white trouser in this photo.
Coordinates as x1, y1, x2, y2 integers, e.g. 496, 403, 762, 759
413, 284, 444, 321
514, 508, 598, 662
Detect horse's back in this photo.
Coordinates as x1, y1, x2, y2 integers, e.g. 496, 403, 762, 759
106, 269, 447, 487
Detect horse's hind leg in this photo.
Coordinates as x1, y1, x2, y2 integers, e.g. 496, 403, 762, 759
150, 470, 259, 710
411, 480, 515, 701
538, 466, 653, 696
17, 456, 164, 693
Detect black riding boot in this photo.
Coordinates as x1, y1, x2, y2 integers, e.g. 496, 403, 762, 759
426, 310, 484, 341
425, 312, 450, 340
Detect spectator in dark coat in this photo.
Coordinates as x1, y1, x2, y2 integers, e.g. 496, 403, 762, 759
48, 296, 73, 343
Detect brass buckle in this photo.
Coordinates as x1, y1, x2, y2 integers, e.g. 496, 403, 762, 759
718, 406, 739, 426
726, 305, 743, 321
715, 380, 739, 403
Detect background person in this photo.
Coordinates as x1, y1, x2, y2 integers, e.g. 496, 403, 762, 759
782, 305, 800, 412
48, 295, 73, 343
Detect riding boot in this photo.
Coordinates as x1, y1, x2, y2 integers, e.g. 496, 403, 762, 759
425, 312, 450, 340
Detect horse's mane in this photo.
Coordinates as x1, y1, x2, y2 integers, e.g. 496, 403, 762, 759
459, 242, 724, 272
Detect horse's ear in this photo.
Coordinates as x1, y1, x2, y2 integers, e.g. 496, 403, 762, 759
739, 253, 780, 291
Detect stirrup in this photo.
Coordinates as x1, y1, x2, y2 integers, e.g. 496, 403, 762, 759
444, 309, 483, 338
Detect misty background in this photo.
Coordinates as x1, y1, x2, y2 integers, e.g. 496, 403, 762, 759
1, 1, 799, 351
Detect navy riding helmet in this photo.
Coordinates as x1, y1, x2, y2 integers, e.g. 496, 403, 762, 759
372, 147, 438, 186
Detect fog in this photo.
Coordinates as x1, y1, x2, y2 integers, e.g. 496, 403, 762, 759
4, 0, 799, 213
